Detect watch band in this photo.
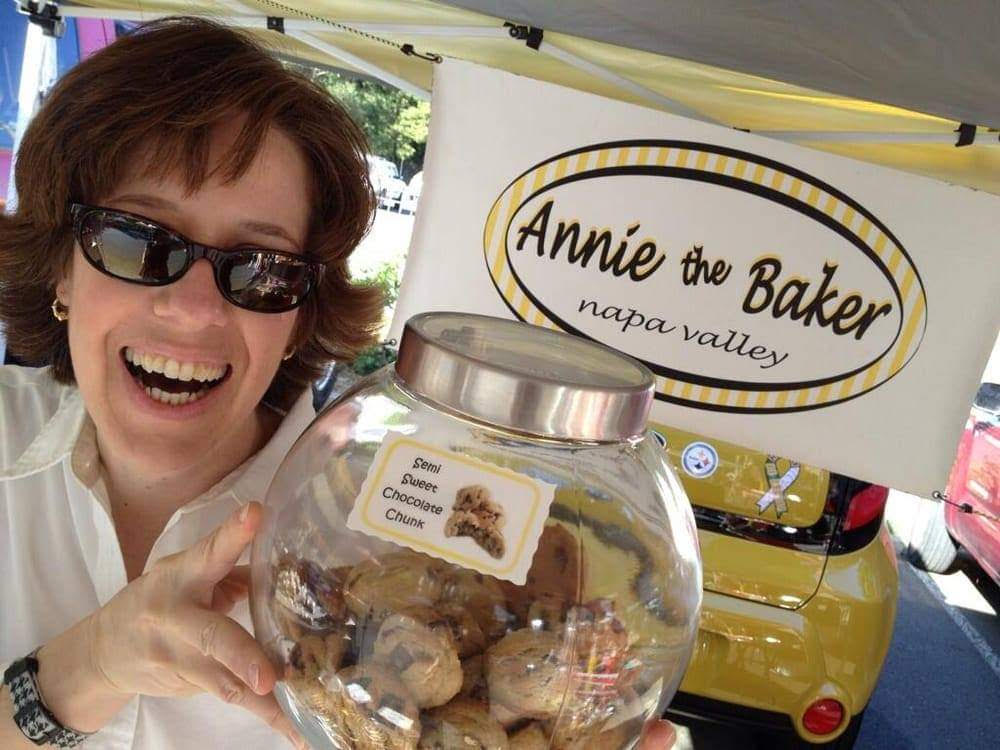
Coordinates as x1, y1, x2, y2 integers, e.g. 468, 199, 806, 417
4, 650, 93, 747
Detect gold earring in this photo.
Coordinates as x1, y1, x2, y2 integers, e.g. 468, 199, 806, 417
282, 348, 295, 361
51, 298, 69, 322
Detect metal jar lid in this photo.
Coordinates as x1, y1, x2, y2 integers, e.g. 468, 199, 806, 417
394, 312, 654, 442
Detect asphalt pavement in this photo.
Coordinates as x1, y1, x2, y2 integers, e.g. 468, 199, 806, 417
671, 492, 1000, 749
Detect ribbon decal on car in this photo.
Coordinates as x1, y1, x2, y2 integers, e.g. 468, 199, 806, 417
756, 456, 801, 518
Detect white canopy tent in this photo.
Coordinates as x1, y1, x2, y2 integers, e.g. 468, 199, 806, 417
31, 0, 1000, 195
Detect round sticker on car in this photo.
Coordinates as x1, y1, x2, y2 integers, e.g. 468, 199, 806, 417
681, 441, 719, 479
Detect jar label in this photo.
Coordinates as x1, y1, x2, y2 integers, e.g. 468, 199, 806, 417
346, 433, 556, 585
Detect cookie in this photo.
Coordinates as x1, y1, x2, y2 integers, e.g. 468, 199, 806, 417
445, 510, 506, 559
485, 628, 571, 720
387, 604, 485, 659
508, 723, 549, 750
285, 631, 350, 682
503, 523, 580, 623
373, 609, 463, 708
333, 663, 422, 750
344, 551, 445, 622
418, 698, 509, 750
458, 654, 488, 704
273, 557, 345, 631
454, 484, 506, 529
546, 688, 643, 750
526, 592, 569, 631
439, 568, 514, 641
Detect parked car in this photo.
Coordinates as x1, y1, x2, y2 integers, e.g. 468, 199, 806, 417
366, 154, 406, 210
909, 380, 1000, 583
655, 423, 897, 748
399, 170, 423, 214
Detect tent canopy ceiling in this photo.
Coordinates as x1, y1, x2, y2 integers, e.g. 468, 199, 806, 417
442, 1, 1000, 131
57, 1, 1000, 194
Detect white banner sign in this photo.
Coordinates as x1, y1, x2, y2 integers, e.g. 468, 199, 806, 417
391, 60, 1000, 495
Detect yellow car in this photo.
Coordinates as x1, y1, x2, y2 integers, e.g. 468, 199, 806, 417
653, 423, 898, 747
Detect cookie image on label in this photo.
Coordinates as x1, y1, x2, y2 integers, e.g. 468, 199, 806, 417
445, 485, 508, 559
445, 510, 507, 559
453, 484, 507, 529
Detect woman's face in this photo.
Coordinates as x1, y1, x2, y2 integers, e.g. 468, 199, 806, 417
58, 123, 311, 475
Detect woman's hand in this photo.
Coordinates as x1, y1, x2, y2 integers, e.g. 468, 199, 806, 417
35, 502, 306, 749
640, 718, 677, 749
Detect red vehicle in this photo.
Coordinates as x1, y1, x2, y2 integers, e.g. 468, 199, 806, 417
910, 381, 1000, 583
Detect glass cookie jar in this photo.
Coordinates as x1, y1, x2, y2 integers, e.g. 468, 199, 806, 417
250, 312, 702, 750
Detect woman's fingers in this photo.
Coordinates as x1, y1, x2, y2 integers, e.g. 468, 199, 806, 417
184, 503, 261, 587
171, 605, 276, 696
180, 662, 307, 750
640, 718, 677, 749
211, 579, 246, 614
212, 565, 252, 613
223, 565, 252, 589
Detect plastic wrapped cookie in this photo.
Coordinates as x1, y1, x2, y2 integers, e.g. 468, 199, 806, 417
503, 523, 581, 623
283, 632, 349, 720
525, 592, 569, 631
546, 688, 644, 750
418, 698, 509, 750
285, 631, 350, 682
390, 603, 487, 659
332, 663, 422, 750
372, 607, 463, 708
508, 723, 549, 750
485, 628, 571, 720
458, 654, 488, 704
272, 556, 346, 633
439, 568, 514, 641
344, 551, 445, 621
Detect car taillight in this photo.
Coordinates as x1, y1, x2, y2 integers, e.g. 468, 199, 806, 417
842, 483, 889, 532
802, 698, 844, 735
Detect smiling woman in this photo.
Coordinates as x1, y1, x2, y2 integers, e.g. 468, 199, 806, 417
0, 18, 383, 750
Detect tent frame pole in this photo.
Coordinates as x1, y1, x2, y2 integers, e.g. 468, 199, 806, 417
287, 31, 430, 100
536, 38, 707, 121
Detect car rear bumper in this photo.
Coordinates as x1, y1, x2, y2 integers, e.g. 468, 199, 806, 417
671, 523, 898, 741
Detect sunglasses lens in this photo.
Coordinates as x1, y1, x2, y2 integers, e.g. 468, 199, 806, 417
222, 253, 313, 312
79, 211, 187, 283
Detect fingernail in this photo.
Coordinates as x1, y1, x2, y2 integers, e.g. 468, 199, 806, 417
238, 504, 250, 524
247, 662, 259, 691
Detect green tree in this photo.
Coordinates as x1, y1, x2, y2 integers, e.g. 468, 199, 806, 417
317, 74, 429, 178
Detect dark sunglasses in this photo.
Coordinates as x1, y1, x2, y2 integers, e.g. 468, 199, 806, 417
70, 203, 324, 313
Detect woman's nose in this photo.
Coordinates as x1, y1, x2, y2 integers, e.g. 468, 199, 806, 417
151, 258, 229, 328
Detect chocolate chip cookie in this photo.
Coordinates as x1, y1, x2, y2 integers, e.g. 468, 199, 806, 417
373, 608, 463, 708
418, 698, 509, 750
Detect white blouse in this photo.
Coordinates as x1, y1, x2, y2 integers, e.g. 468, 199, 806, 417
0, 365, 316, 749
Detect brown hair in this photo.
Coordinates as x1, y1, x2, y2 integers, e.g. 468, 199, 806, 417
0, 17, 384, 411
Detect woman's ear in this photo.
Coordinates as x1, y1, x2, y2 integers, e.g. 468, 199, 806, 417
55, 276, 71, 306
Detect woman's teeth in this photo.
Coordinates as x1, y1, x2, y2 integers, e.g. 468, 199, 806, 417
144, 386, 207, 405
124, 346, 229, 407
125, 347, 226, 382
